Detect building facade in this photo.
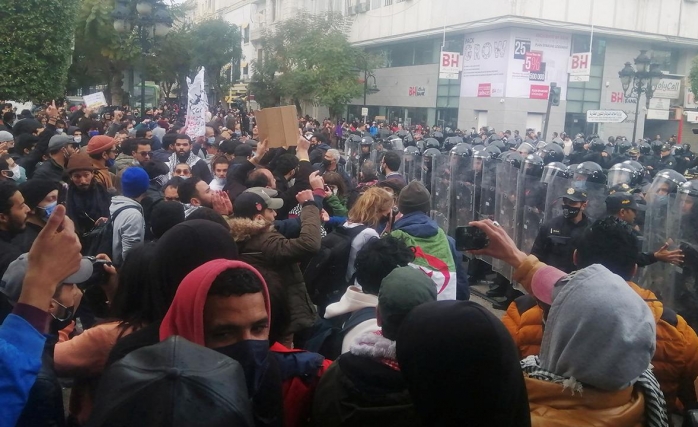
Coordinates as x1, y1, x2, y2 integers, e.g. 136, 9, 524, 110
198, 0, 698, 141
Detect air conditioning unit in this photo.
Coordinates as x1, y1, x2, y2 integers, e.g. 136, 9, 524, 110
348, 4, 357, 15
358, 2, 370, 13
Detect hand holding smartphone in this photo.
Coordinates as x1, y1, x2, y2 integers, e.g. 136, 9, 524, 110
455, 226, 490, 251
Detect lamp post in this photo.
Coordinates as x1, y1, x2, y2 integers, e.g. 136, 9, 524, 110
618, 50, 664, 143
362, 70, 379, 123
112, 0, 172, 117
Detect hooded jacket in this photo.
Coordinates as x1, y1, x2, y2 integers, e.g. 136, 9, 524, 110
159, 259, 282, 427
32, 158, 65, 183
521, 264, 666, 426
323, 286, 379, 355
390, 212, 469, 300
229, 203, 321, 335
508, 255, 698, 413
109, 196, 145, 266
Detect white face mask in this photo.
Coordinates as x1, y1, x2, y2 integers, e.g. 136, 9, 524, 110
288, 178, 296, 187
56, 128, 64, 134
74, 136, 82, 144
9, 164, 20, 181
214, 177, 226, 186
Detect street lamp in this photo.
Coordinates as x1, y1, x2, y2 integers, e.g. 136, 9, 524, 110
363, 71, 379, 123
617, 50, 664, 143
112, 0, 172, 116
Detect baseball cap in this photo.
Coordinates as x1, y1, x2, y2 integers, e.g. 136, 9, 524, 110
88, 336, 254, 427
605, 192, 646, 212
233, 189, 284, 219
48, 134, 75, 150
0, 254, 94, 303
560, 187, 588, 202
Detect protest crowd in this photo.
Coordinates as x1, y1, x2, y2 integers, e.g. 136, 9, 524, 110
4, 99, 698, 427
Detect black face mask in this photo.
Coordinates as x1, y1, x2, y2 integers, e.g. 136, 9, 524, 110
321, 158, 331, 168
214, 339, 270, 397
562, 205, 581, 220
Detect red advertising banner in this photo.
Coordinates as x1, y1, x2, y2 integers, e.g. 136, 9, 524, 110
523, 51, 543, 72
529, 84, 549, 100
477, 83, 492, 97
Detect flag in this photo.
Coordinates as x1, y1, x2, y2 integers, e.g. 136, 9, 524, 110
184, 67, 208, 139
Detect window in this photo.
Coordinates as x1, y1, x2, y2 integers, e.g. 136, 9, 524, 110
566, 35, 606, 114
385, 0, 393, 5
243, 26, 250, 44
650, 49, 678, 74
243, 64, 249, 76
372, 38, 440, 68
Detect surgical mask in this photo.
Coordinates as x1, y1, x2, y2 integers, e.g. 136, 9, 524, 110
56, 128, 64, 134
655, 195, 669, 205
88, 130, 99, 137
8, 164, 20, 181
562, 205, 581, 219
106, 158, 115, 167
288, 178, 296, 187
214, 340, 270, 397
207, 136, 215, 144
37, 201, 58, 222
74, 136, 82, 144
214, 177, 226, 186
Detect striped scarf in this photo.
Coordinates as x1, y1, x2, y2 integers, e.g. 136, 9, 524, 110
520, 356, 668, 427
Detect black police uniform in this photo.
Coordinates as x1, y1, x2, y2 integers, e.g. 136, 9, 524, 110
530, 214, 592, 273
656, 154, 677, 171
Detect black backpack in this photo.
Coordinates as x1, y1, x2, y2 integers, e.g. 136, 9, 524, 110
303, 306, 377, 360
82, 205, 141, 260
303, 225, 368, 312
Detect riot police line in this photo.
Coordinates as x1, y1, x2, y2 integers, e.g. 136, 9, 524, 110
340, 129, 698, 328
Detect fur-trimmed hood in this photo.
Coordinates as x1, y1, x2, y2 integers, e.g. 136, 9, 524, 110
228, 216, 275, 242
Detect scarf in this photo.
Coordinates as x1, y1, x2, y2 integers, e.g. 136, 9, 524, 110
66, 182, 111, 233
520, 356, 668, 427
168, 151, 201, 173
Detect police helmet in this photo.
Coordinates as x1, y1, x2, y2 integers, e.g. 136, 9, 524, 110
651, 140, 664, 154
522, 154, 544, 177
573, 161, 606, 184
572, 137, 586, 151
541, 162, 570, 184
590, 138, 606, 153
489, 139, 506, 153
617, 140, 633, 154
360, 136, 374, 146
424, 138, 441, 150
444, 136, 463, 151
539, 143, 565, 165
673, 144, 686, 157
638, 142, 651, 155
432, 131, 444, 144
423, 147, 441, 158
450, 143, 473, 158
655, 169, 687, 193
608, 163, 642, 188
348, 134, 363, 144
678, 180, 698, 196
499, 151, 523, 169
484, 144, 502, 159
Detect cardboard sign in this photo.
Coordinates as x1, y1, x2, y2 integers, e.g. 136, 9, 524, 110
255, 105, 298, 148
83, 92, 107, 110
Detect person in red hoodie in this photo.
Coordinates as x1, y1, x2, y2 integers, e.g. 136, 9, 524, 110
160, 259, 330, 427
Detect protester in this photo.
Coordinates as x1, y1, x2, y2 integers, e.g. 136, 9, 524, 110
397, 300, 531, 427
229, 187, 322, 346
390, 180, 469, 300
65, 153, 111, 236
110, 167, 148, 265
312, 266, 435, 426
33, 134, 78, 183
0, 180, 29, 276
0, 205, 81, 427
11, 180, 59, 252
86, 135, 117, 191
169, 134, 212, 183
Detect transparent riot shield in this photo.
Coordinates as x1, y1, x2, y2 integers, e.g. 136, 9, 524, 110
344, 137, 360, 181
493, 161, 519, 280
403, 148, 422, 183
370, 141, 386, 175
638, 185, 676, 298
451, 153, 475, 236
476, 158, 500, 264
668, 189, 698, 330
517, 173, 546, 255
543, 174, 572, 222
429, 153, 451, 232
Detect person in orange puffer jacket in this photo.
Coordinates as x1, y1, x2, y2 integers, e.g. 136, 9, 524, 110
499, 217, 698, 416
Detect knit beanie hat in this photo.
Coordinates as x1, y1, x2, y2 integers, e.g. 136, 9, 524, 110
379, 266, 437, 340
87, 135, 116, 155
398, 180, 431, 214
18, 180, 59, 210
66, 152, 96, 174
121, 167, 150, 198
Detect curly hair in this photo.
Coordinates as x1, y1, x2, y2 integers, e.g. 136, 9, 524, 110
347, 186, 394, 227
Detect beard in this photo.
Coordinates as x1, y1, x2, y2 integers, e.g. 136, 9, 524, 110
176, 150, 190, 162
7, 216, 26, 234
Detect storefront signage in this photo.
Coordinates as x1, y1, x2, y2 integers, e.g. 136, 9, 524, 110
653, 78, 681, 99
408, 86, 426, 97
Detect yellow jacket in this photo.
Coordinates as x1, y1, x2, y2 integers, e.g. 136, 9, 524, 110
510, 255, 698, 412
526, 376, 645, 426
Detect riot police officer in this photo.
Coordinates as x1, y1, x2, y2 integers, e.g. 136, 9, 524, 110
530, 187, 593, 273
568, 137, 588, 165
657, 144, 677, 171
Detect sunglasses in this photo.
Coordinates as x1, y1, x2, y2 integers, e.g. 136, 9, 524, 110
138, 151, 153, 157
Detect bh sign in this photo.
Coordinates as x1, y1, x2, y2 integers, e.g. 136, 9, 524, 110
568, 52, 590, 82
439, 51, 461, 80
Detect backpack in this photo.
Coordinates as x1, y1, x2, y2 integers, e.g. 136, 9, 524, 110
303, 306, 377, 360
303, 225, 368, 311
81, 205, 141, 259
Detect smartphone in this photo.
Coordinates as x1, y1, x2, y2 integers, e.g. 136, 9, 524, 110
455, 226, 489, 251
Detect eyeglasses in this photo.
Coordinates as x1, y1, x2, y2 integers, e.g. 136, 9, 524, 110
51, 298, 73, 321
138, 151, 153, 157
